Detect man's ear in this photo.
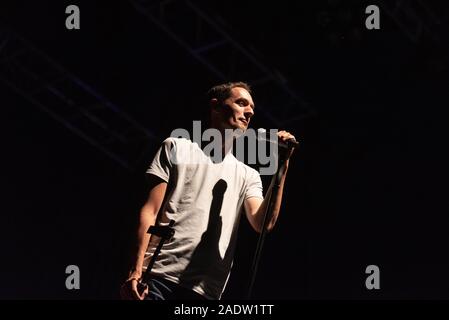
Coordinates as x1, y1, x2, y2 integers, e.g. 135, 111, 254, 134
210, 98, 220, 113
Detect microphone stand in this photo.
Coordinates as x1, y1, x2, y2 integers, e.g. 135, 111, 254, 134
246, 147, 291, 299
138, 219, 175, 292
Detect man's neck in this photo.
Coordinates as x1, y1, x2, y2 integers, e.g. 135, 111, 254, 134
201, 125, 235, 161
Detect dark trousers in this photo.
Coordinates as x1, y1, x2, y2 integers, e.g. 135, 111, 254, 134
144, 276, 207, 300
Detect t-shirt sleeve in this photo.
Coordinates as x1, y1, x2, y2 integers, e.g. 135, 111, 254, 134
146, 138, 176, 183
244, 168, 264, 201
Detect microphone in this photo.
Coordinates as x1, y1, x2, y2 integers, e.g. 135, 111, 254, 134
257, 128, 299, 149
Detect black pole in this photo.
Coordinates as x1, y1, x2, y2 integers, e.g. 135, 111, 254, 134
138, 219, 175, 291
247, 152, 290, 299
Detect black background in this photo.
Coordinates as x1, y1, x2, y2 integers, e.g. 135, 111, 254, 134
1, 0, 448, 299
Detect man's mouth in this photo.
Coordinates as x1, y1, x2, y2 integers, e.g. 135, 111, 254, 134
239, 118, 248, 125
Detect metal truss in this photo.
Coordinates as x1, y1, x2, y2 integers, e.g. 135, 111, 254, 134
129, 0, 314, 127
0, 29, 158, 171
380, 0, 449, 46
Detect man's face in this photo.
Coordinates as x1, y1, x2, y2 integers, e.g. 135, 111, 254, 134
213, 87, 255, 131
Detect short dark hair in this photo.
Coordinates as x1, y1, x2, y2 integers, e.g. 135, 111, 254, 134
206, 81, 252, 104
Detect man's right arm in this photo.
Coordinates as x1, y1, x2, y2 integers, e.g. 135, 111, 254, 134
121, 174, 168, 300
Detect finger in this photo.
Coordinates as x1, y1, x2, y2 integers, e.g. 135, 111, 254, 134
141, 286, 149, 300
280, 134, 292, 141
279, 131, 292, 138
137, 283, 149, 300
131, 281, 142, 300
277, 133, 286, 139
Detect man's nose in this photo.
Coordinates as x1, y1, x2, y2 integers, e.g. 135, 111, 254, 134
244, 106, 254, 119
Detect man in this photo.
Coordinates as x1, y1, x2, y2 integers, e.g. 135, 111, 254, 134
120, 82, 296, 300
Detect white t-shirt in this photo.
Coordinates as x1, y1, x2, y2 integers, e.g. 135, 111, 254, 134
144, 137, 263, 299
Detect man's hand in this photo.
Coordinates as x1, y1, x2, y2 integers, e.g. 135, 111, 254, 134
277, 130, 297, 159
120, 277, 149, 300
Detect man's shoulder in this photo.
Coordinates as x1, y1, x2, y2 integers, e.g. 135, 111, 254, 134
160, 137, 203, 162
161, 137, 195, 147
245, 164, 261, 179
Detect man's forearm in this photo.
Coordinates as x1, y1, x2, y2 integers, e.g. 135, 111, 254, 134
128, 206, 157, 278
255, 159, 289, 232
